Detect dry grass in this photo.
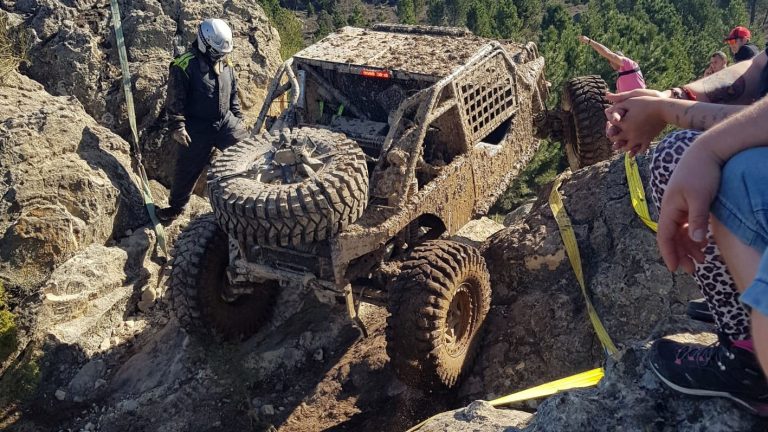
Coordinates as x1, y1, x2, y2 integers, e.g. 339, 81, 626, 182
0, 13, 29, 83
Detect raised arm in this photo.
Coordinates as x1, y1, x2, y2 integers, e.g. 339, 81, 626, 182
579, 35, 623, 69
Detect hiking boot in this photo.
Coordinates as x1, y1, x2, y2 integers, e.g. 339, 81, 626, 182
156, 206, 184, 223
649, 336, 768, 416
687, 297, 715, 323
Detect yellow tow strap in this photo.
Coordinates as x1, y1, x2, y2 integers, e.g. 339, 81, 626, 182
625, 153, 658, 232
489, 367, 604, 406
405, 367, 605, 431
110, 0, 168, 256
549, 176, 619, 357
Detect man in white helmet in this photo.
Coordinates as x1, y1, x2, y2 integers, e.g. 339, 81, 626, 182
158, 18, 247, 222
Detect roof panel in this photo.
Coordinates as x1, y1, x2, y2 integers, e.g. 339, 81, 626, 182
294, 27, 524, 79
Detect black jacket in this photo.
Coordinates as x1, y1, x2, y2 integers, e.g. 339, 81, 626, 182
735, 43, 760, 62
166, 46, 243, 131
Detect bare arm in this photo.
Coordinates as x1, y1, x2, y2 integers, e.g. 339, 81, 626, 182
697, 94, 768, 161
581, 36, 623, 69
682, 50, 766, 104
659, 99, 747, 130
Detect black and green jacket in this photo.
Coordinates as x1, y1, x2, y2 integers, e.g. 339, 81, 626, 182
165, 46, 244, 131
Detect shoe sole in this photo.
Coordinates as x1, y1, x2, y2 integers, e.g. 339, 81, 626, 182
650, 361, 768, 416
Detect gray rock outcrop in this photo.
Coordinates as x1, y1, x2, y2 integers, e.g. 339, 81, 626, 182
462, 155, 700, 400
0, 72, 146, 288
418, 329, 768, 431
2, 0, 282, 184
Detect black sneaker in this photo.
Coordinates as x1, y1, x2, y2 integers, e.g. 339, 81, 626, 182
155, 206, 184, 223
687, 297, 715, 323
649, 336, 768, 416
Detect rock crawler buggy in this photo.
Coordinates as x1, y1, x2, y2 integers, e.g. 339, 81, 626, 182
170, 24, 609, 390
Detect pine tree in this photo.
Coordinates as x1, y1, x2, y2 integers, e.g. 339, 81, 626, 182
466, 1, 493, 37
494, 0, 522, 38
427, 0, 446, 25
398, 0, 417, 24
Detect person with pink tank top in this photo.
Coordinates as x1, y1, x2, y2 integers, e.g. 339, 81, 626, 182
579, 35, 646, 92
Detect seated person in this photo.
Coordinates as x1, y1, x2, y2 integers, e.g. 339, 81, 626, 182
605, 49, 768, 413
652, 95, 768, 415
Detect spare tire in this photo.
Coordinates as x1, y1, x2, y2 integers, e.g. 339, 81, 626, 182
561, 75, 612, 171
208, 128, 369, 248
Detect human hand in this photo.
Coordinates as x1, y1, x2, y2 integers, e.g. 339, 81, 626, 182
605, 96, 667, 156
578, 35, 590, 45
172, 127, 192, 147
657, 139, 722, 273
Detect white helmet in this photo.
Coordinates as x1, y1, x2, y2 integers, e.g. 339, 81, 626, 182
197, 18, 233, 60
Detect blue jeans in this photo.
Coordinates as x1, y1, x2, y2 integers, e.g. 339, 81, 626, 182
711, 147, 768, 316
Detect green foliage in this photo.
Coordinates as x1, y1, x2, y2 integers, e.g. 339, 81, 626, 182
0, 13, 29, 83
399, 0, 418, 24
258, 0, 305, 59
349, 3, 368, 27
0, 353, 41, 405
0, 283, 17, 364
316, 10, 335, 40
427, 0, 446, 25
490, 140, 566, 214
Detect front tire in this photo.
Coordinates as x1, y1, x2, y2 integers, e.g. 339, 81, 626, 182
386, 240, 491, 389
170, 214, 277, 340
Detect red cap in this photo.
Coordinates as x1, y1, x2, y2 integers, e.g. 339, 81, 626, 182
725, 26, 751, 41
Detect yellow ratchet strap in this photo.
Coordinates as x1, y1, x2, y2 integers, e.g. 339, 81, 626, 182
549, 176, 618, 357
625, 153, 658, 232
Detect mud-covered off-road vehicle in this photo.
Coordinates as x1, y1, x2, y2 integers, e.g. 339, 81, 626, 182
170, 24, 609, 390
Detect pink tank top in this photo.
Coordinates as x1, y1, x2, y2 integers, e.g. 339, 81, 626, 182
616, 58, 646, 92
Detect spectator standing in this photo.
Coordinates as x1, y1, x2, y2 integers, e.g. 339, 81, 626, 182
579, 35, 646, 92
725, 26, 759, 63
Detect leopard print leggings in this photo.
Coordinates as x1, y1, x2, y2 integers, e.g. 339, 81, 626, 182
649, 129, 750, 341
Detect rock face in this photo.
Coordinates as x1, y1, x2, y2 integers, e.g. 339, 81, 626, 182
0, 72, 146, 287
2, 0, 282, 184
461, 155, 700, 400
418, 327, 768, 431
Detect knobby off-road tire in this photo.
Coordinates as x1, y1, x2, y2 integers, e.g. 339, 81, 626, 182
170, 214, 277, 340
386, 240, 492, 389
561, 75, 612, 171
208, 128, 368, 248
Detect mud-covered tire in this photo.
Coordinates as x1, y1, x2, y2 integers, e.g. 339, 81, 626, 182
386, 240, 491, 389
561, 75, 612, 171
208, 128, 368, 248
170, 214, 277, 340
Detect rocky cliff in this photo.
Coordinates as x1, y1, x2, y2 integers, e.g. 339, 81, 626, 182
2, 0, 282, 184
1, 4, 765, 430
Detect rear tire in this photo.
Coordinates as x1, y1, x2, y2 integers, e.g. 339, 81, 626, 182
386, 240, 491, 389
170, 214, 277, 340
561, 75, 612, 171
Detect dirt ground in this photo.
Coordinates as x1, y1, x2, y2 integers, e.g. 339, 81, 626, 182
2, 288, 458, 432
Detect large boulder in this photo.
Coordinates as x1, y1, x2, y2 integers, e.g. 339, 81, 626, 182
3, 0, 282, 184
460, 155, 701, 400
416, 326, 768, 431
0, 72, 146, 288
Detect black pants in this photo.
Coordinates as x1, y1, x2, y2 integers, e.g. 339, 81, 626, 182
168, 114, 247, 210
